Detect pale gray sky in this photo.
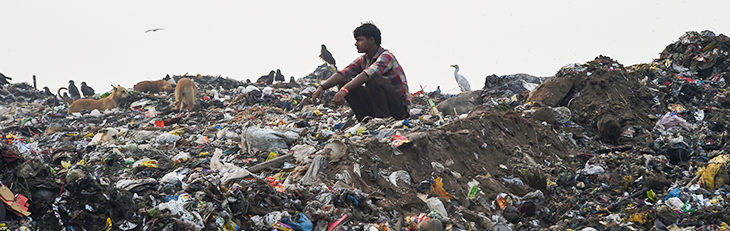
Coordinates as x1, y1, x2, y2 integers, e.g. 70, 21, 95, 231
1, 1, 728, 95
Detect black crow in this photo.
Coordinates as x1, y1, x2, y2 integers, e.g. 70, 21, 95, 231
43, 86, 53, 97
275, 69, 285, 82
0, 72, 11, 85
80, 82, 95, 98
68, 80, 81, 100
319, 44, 336, 68
256, 70, 275, 85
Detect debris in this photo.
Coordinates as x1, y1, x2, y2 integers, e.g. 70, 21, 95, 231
1, 30, 730, 230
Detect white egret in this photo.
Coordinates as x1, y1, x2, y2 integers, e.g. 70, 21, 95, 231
450, 64, 471, 92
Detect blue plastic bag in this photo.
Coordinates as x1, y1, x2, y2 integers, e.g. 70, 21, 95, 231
297, 214, 313, 231
663, 187, 680, 201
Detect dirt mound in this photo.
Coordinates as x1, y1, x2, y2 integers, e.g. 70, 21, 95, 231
318, 108, 571, 221
528, 56, 656, 145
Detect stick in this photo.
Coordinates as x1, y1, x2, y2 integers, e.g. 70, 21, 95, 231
685, 173, 701, 188
247, 153, 295, 172
349, 169, 372, 193
606, 188, 649, 211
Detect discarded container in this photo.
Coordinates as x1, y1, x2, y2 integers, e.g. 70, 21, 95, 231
323, 140, 347, 160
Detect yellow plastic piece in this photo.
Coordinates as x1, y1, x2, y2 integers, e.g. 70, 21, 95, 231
141, 160, 158, 168
430, 177, 453, 200
699, 154, 730, 189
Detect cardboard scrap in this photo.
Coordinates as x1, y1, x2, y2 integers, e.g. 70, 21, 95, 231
0, 184, 31, 217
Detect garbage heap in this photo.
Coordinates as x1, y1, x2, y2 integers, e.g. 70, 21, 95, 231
505, 31, 730, 230
1, 30, 730, 231
480, 73, 550, 105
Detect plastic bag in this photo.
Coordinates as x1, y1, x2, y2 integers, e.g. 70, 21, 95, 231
699, 154, 730, 189
195, 135, 209, 145
291, 145, 317, 163
300, 155, 326, 186
172, 152, 190, 163
426, 197, 448, 218
297, 214, 313, 231
241, 123, 297, 151
157, 133, 181, 144
133, 158, 158, 168
653, 112, 692, 134
211, 148, 252, 185
388, 170, 412, 187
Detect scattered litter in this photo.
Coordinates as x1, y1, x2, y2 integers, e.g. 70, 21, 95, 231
1, 31, 730, 230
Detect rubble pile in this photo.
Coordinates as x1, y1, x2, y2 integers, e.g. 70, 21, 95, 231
1, 31, 730, 230
481, 73, 550, 104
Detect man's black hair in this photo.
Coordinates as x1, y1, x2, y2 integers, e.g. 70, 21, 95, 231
353, 22, 381, 45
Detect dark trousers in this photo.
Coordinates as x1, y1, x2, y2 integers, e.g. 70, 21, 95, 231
341, 76, 409, 121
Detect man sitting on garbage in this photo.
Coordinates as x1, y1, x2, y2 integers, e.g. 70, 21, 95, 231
312, 22, 410, 121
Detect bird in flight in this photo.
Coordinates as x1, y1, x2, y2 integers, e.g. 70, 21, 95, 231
145, 28, 165, 33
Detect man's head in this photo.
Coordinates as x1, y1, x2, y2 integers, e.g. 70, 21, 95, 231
353, 23, 381, 45
354, 23, 381, 53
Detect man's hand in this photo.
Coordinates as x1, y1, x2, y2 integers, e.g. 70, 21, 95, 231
312, 72, 345, 104
311, 86, 325, 104
333, 89, 347, 105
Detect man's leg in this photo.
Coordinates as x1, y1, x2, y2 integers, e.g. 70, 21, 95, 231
343, 84, 375, 121
389, 94, 410, 120
365, 76, 409, 120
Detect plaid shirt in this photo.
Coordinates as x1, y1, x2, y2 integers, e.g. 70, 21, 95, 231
339, 47, 410, 104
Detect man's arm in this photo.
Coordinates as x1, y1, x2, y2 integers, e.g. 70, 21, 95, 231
341, 50, 394, 91
334, 51, 393, 104
342, 72, 369, 91
319, 72, 345, 90
332, 72, 370, 105
312, 72, 345, 103
318, 54, 364, 93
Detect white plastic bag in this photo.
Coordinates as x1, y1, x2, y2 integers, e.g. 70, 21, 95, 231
426, 197, 448, 218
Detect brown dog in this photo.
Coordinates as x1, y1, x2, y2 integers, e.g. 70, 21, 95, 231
59, 85, 128, 113
173, 78, 197, 111
134, 80, 173, 93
